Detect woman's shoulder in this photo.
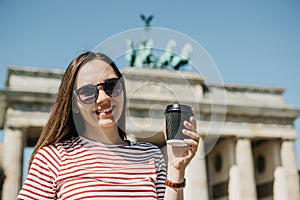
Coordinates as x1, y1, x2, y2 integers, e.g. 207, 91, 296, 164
54, 136, 83, 154
56, 136, 82, 148
36, 136, 82, 157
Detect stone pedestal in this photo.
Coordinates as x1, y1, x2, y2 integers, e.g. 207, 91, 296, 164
1, 128, 23, 200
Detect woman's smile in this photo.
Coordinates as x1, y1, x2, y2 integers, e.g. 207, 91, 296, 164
94, 105, 115, 116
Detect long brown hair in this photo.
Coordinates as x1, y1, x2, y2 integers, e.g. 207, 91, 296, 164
29, 52, 127, 168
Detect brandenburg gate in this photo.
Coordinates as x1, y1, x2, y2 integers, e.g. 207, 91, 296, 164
0, 66, 299, 200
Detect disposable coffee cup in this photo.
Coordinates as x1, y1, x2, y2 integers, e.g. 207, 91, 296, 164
165, 104, 194, 146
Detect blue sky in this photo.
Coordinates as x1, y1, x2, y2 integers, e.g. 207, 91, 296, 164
1, 0, 300, 169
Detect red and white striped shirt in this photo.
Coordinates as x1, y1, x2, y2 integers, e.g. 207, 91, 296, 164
18, 136, 166, 200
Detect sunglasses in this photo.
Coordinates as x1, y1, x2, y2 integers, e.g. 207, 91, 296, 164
74, 78, 123, 104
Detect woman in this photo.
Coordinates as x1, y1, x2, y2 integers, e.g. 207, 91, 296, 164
18, 52, 199, 200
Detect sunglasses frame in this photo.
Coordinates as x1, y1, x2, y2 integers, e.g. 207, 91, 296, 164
73, 77, 123, 104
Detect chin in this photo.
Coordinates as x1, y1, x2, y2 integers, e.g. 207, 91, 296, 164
98, 120, 117, 129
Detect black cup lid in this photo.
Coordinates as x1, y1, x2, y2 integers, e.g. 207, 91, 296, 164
165, 104, 193, 113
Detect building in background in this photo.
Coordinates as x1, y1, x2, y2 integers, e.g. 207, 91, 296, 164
0, 66, 299, 200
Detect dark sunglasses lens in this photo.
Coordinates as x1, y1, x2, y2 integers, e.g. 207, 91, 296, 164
78, 86, 97, 104
104, 79, 122, 97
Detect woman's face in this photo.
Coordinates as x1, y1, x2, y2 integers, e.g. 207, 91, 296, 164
74, 59, 124, 131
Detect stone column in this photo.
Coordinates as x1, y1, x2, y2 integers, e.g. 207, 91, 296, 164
184, 137, 209, 200
1, 128, 24, 200
280, 140, 300, 200
234, 138, 257, 199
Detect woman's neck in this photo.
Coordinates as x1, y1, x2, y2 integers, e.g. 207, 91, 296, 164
83, 125, 125, 145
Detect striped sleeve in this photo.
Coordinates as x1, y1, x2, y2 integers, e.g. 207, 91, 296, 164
18, 145, 61, 200
155, 147, 167, 199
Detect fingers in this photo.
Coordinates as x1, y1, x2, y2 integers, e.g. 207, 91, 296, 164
183, 116, 197, 132
190, 116, 196, 127
184, 139, 199, 160
182, 118, 199, 143
183, 138, 198, 146
182, 116, 199, 156
182, 129, 199, 142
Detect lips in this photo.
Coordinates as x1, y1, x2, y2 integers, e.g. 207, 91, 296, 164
95, 105, 113, 115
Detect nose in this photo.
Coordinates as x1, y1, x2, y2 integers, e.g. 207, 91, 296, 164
95, 88, 110, 104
